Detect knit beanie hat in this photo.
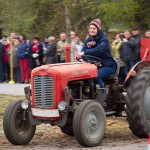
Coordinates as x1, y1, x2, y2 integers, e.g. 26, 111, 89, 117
89, 18, 102, 29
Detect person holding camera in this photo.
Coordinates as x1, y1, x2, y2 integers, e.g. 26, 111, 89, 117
29, 37, 43, 71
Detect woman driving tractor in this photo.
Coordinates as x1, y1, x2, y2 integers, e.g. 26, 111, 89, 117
76, 18, 116, 88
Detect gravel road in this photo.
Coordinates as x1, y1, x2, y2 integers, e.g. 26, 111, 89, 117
0, 83, 29, 96
0, 118, 147, 150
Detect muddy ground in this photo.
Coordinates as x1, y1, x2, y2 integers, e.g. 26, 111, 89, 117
0, 94, 148, 150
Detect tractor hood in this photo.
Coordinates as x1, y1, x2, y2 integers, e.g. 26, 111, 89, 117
31, 62, 97, 81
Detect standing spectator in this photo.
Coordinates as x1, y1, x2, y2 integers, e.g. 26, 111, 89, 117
1, 35, 8, 43
44, 36, 57, 64
9, 38, 21, 83
75, 36, 83, 53
119, 33, 124, 41
8, 32, 17, 44
10, 32, 16, 40
145, 30, 150, 38
132, 27, 142, 62
84, 33, 90, 41
18, 34, 31, 83
0, 41, 5, 82
3, 40, 10, 82
70, 31, 77, 62
41, 35, 49, 50
119, 30, 137, 74
29, 37, 43, 70
57, 32, 68, 63
111, 33, 126, 84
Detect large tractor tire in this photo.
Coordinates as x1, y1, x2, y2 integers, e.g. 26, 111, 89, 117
126, 67, 150, 138
3, 100, 36, 145
73, 100, 106, 147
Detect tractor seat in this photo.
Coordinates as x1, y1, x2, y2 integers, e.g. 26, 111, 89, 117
104, 58, 120, 81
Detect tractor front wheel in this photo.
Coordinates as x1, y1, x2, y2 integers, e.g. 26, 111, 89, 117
3, 100, 36, 145
73, 100, 106, 147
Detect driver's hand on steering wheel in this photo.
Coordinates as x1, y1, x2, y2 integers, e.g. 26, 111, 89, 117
95, 62, 102, 67
76, 52, 84, 59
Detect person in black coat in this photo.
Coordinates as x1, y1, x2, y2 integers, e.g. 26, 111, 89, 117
119, 30, 137, 74
0, 41, 5, 82
132, 27, 142, 62
29, 37, 43, 70
76, 19, 116, 88
44, 36, 57, 64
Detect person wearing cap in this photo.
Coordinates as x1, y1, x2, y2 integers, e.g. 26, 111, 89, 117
132, 27, 142, 62
76, 18, 116, 89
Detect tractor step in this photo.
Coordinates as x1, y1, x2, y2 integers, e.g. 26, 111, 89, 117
105, 111, 116, 116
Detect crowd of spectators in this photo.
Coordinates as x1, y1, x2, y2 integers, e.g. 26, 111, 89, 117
0, 28, 149, 84
0, 31, 84, 83
111, 28, 150, 84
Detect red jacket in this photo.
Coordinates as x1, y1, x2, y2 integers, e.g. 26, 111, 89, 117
4, 43, 10, 63
32, 43, 39, 53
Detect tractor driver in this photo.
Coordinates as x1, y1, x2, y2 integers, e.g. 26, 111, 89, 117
76, 18, 116, 88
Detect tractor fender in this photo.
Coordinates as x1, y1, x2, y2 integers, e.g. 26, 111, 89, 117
124, 60, 150, 87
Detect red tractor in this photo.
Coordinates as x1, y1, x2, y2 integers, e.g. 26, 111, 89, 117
3, 38, 150, 147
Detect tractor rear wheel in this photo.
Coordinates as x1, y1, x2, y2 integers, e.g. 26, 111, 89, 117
3, 100, 36, 145
73, 100, 106, 147
126, 67, 150, 138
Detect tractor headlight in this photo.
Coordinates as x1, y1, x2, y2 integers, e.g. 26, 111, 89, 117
58, 101, 67, 111
21, 100, 29, 110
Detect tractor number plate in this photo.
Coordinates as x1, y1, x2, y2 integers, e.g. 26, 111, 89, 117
31, 108, 59, 117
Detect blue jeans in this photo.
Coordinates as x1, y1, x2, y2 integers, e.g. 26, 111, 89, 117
13, 68, 21, 83
4, 63, 10, 81
125, 60, 138, 74
118, 66, 126, 84
95, 66, 116, 88
60, 60, 65, 63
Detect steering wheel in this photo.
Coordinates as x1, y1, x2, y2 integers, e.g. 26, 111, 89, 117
76, 55, 102, 65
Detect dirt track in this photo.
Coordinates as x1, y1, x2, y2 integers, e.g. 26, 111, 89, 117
0, 94, 148, 150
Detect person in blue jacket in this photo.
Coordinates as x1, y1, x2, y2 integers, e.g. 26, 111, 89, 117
76, 18, 116, 88
18, 34, 31, 83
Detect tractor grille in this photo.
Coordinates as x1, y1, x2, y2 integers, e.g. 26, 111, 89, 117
33, 76, 54, 108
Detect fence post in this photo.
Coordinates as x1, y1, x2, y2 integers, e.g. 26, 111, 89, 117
64, 44, 71, 63
9, 39, 15, 84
